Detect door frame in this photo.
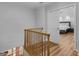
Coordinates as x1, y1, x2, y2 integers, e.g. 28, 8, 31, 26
46, 4, 77, 50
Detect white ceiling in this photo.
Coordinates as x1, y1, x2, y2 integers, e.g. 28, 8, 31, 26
0, 2, 74, 9
0, 2, 52, 9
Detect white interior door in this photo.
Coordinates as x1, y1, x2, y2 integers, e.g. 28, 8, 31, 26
47, 10, 60, 43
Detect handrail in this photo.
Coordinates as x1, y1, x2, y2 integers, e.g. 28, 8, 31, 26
26, 29, 50, 36
24, 27, 50, 56
26, 27, 43, 30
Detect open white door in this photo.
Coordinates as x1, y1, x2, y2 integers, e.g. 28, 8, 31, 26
47, 10, 60, 43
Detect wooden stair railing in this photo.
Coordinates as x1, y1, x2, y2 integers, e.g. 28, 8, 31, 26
24, 27, 50, 56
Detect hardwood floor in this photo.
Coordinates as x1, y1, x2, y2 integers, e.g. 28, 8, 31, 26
50, 32, 75, 56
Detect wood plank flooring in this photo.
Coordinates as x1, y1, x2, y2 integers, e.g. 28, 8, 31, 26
50, 32, 75, 56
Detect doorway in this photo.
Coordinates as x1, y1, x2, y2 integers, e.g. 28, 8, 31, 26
58, 6, 76, 55
47, 5, 76, 55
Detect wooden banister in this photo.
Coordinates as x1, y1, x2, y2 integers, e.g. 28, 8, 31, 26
26, 29, 50, 36
24, 27, 50, 56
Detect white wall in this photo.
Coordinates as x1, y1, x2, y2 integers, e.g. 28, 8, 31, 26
0, 4, 36, 51
58, 6, 76, 29
35, 2, 76, 29
47, 10, 60, 43
35, 6, 47, 32
76, 3, 79, 51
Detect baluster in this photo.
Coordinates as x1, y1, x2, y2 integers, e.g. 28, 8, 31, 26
41, 34, 43, 56
27, 30, 28, 47
44, 35, 46, 56
47, 35, 50, 56
24, 29, 26, 48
